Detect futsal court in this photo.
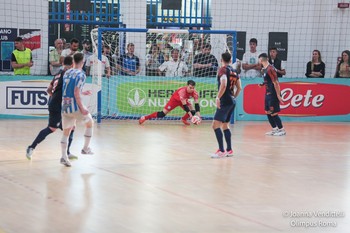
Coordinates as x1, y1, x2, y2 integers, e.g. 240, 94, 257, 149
0, 119, 349, 233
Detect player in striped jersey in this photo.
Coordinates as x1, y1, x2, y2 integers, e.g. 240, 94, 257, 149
60, 52, 94, 167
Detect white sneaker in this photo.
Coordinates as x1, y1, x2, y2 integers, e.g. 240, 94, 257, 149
81, 147, 94, 155
211, 149, 227, 159
60, 157, 72, 167
265, 128, 278, 135
26, 146, 34, 160
273, 129, 286, 136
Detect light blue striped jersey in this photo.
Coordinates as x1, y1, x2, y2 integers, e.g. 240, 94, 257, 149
62, 68, 86, 113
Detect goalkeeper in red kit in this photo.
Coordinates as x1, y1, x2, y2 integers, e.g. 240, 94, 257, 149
139, 80, 201, 125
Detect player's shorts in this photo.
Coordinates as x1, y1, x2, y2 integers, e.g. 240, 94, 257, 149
164, 97, 192, 112
62, 111, 93, 129
265, 94, 280, 114
214, 98, 236, 123
48, 110, 62, 129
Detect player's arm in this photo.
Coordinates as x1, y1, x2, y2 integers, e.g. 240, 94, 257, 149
269, 68, 284, 104
193, 92, 201, 117
233, 78, 242, 99
216, 74, 227, 109
74, 86, 88, 115
178, 89, 193, 118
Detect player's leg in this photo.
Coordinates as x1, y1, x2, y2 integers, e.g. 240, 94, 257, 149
60, 114, 75, 167
26, 111, 60, 160
179, 101, 193, 125
265, 95, 278, 135
139, 99, 174, 124
268, 96, 285, 136
211, 106, 229, 158
223, 100, 235, 156
81, 113, 94, 154
67, 126, 77, 159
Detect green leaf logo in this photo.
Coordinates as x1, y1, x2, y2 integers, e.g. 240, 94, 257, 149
127, 88, 146, 107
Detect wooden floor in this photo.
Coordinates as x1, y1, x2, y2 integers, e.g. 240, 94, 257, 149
0, 119, 349, 233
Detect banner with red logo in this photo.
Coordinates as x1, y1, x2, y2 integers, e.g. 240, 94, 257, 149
238, 79, 350, 121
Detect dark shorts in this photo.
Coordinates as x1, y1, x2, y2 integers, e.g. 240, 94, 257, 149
48, 110, 62, 129
214, 98, 236, 123
265, 94, 280, 114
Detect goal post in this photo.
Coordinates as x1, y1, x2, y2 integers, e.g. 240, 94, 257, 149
90, 27, 237, 124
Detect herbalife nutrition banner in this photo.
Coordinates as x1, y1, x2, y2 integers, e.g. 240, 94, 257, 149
104, 76, 218, 119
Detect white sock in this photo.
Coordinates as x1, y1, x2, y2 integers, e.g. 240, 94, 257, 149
83, 127, 93, 150
61, 135, 69, 160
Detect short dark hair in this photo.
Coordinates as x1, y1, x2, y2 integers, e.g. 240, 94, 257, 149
70, 38, 79, 44
269, 47, 278, 51
127, 43, 135, 48
258, 53, 268, 59
171, 48, 180, 54
221, 52, 231, 63
203, 43, 211, 49
73, 52, 84, 64
249, 38, 258, 45
63, 56, 73, 66
14, 37, 23, 42
187, 80, 196, 86
82, 39, 91, 45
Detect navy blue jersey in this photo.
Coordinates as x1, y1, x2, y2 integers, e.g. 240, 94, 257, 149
217, 65, 239, 105
48, 69, 64, 112
262, 64, 278, 96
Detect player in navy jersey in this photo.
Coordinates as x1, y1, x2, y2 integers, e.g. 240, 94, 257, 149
211, 52, 242, 158
26, 56, 77, 160
60, 52, 94, 167
258, 53, 286, 136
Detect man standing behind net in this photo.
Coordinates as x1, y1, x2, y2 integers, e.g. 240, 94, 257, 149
49, 38, 63, 75
242, 38, 261, 78
61, 53, 94, 167
11, 37, 33, 75
116, 43, 140, 76
193, 43, 218, 77
268, 47, 286, 78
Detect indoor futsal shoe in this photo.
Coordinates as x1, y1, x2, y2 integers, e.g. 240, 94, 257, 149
68, 153, 78, 160
211, 149, 227, 159
265, 128, 278, 135
273, 129, 286, 136
81, 147, 94, 155
226, 150, 234, 157
26, 146, 34, 160
181, 118, 190, 125
60, 157, 72, 167
138, 116, 146, 125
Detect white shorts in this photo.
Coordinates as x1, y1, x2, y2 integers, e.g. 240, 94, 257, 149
62, 111, 93, 129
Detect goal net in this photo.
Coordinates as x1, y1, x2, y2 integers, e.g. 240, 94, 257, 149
90, 28, 237, 124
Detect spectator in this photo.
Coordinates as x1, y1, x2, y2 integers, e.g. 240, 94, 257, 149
334, 50, 350, 78
85, 51, 111, 78
146, 43, 164, 76
11, 37, 33, 75
158, 48, 188, 77
305, 50, 325, 78
269, 47, 286, 78
60, 38, 80, 64
81, 39, 93, 63
116, 43, 140, 76
242, 38, 262, 78
49, 38, 63, 75
193, 43, 218, 77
